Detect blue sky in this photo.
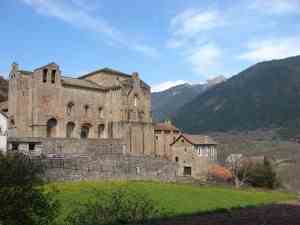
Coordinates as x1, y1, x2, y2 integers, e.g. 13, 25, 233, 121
1, 0, 300, 92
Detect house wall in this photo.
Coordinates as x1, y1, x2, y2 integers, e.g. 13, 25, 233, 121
171, 136, 209, 180
154, 130, 179, 159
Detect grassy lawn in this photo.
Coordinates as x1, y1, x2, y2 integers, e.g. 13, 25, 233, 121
47, 181, 296, 222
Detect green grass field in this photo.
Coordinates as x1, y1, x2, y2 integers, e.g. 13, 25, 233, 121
48, 181, 296, 222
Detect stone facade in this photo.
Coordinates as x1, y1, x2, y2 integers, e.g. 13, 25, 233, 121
154, 121, 180, 159
7, 62, 218, 182
8, 63, 154, 155
8, 137, 178, 181
170, 133, 217, 179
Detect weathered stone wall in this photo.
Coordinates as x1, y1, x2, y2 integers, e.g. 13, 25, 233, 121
171, 136, 210, 180
8, 63, 153, 155
112, 121, 155, 156
154, 130, 179, 159
8, 137, 178, 182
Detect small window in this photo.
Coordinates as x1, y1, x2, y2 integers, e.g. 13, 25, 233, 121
98, 107, 104, 118
136, 166, 140, 174
84, 105, 89, 114
134, 95, 138, 107
29, 143, 35, 151
12, 143, 19, 150
156, 136, 158, 140
67, 102, 74, 115
51, 70, 56, 83
98, 124, 105, 138
43, 69, 48, 83
175, 156, 179, 162
183, 167, 192, 176
181, 139, 185, 143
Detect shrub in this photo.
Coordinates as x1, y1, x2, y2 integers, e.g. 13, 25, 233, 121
65, 187, 168, 225
246, 159, 280, 189
208, 164, 233, 183
0, 152, 60, 225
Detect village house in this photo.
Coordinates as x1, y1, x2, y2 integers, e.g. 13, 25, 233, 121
170, 133, 217, 179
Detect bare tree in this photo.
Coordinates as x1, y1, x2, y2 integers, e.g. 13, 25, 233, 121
226, 154, 253, 188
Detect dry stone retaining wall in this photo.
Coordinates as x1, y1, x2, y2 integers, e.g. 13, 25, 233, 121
8, 137, 178, 182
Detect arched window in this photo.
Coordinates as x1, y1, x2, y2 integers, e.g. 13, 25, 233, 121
67, 102, 74, 115
66, 122, 75, 138
43, 69, 48, 83
84, 105, 89, 114
98, 107, 104, 118
134, 94, 138, 107
47, 118, 57, 137
80, 123, 91, 139
98, 124, 105, 138
51, 70, 56, 83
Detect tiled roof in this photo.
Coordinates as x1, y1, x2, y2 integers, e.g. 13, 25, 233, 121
78, 67, 132, 79
61, 77, 107, 90
155, 123, 180, 131
171, 133, 217, 145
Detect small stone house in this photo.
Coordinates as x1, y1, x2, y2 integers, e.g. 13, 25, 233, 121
170, 133, 217, 179
154, 121, 180, 159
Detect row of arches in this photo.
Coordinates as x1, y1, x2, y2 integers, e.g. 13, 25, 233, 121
46, 118, 105, 139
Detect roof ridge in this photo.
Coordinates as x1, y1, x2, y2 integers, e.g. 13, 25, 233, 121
78, 67, 132, 79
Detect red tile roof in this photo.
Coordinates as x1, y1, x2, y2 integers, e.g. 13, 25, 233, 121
171, 133, 217, 145
154, 123, 180, 132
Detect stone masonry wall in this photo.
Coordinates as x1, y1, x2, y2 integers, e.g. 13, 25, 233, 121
8, 137, 178, 182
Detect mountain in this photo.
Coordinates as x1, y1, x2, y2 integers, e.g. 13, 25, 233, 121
151, 76, 225, 122
173, 55, 300, 134
0, 76, 8, 102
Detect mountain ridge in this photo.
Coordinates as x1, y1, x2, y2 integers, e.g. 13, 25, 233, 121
151, 76, 225, 122
173, 55, 300, 134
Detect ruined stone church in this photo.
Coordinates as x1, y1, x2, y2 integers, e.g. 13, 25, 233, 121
8, 62, 154, 155
7, 62, 217, 181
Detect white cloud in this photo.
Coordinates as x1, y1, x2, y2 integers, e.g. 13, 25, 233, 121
170, 9, 221, 36
166, 8, 226, 77
167, 9, 224, 48
251, 0, 300, 14
186, 43, 223, 76
21, 0, 158, 57
151, 80, 188, 92
239, 37, 300, 61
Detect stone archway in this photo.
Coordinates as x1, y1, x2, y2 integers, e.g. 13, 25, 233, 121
66, 122, 75, 138
47, 118, 57, 137
80, 123, 92, 139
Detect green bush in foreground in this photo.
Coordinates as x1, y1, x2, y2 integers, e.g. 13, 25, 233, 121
65, 187, 167, 225
0, 152, 60, 225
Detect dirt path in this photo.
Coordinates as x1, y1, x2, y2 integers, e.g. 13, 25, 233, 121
151, 203, 300, 225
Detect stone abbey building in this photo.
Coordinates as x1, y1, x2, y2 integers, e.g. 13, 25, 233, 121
7, 62, 217, 181
8, 62, 154, 155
